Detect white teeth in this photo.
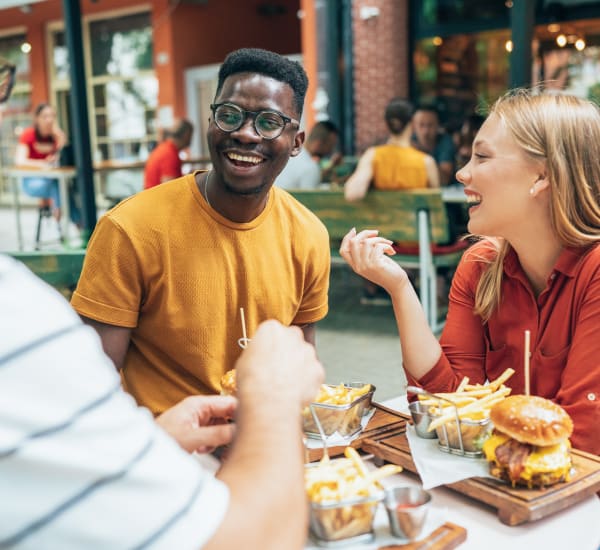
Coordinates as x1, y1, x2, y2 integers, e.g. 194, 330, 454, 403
227, 152, 262, 164
466, 194, 482, 204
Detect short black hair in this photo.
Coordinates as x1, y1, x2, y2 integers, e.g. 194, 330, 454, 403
168, 119, 193, 140
308, 120, 339, 142
216, 48, 308, 117
384, 98, 414, 134
414, 104, 440, 118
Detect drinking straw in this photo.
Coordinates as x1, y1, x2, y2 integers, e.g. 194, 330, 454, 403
524, 330, 531, 396
240, 307, 247, 342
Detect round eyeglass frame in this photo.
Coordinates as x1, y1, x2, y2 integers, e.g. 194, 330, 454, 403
210, 102, 299, 140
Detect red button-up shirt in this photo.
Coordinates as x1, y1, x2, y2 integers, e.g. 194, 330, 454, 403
414, 240, 600, 456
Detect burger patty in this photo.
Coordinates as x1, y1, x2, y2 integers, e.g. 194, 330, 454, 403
494, 439, 532, 481
489, 463, 568, 488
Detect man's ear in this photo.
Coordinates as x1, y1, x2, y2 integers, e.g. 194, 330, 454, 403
290, 130, 305, 158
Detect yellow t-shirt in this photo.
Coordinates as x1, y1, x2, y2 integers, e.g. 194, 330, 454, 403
372, 144, 428, 190
71, 172, 330, 414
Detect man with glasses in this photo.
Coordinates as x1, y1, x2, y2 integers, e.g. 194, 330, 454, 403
1, 53, 325, 548
71, 48, 331, 416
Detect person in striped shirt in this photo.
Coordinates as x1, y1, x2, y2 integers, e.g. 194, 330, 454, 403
0, 254, 323, 549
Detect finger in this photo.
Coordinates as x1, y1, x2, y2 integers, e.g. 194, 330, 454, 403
354, 229, 379, 239
188, 423, 236, 453
339, 227, 357, 257
185, 395, 237, 421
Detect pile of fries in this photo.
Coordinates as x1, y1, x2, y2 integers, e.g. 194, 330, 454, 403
314, 383, 371, 406
305, 447, 401, 541
304, 383, 373, 438
421, 368, 515, 434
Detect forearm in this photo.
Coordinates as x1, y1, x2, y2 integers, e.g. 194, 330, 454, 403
389, 278, 442, 380
211, 395, 306, 550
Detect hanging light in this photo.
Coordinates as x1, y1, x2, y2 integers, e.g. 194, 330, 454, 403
432, 36, 443, 46
575, 38, 586, 51
505, 40, 513, 53
556, 34, 567, 47
20, 42, 32, 53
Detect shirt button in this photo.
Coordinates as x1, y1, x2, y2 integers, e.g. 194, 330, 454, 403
587, 393, 596, 401
550, 273, 556, 280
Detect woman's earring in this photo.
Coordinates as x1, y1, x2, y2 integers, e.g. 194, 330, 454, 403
529, 187, 535, 195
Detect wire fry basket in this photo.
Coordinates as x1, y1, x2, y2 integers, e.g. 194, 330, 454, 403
407, 386, 491, 458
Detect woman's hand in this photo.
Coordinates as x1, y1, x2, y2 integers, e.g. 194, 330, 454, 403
339, 228, 411, 293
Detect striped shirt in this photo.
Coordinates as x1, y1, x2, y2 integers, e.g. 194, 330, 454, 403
0, 256, 229, 549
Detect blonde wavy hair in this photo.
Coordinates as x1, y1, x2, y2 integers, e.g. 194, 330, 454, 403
474, 89, 600, 321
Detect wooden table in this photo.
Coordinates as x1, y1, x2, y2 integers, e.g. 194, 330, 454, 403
305, 396, 600, 550
6, 166, 77, 250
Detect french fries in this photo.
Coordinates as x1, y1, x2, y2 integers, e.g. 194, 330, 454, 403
314, 383, 371, 406
305, 447, 402, 541
420, 368, 515, 433
303, 383, 373, 438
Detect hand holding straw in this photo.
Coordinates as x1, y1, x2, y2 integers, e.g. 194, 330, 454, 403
524, 330, 531, 396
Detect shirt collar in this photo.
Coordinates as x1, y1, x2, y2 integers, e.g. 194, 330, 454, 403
504, 244, 595, 279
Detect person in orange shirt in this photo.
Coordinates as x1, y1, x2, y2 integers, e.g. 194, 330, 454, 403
345, 98, 440, 305
344, 97, 439, 202
340, 89, 600, 457
143, 119, 193, 189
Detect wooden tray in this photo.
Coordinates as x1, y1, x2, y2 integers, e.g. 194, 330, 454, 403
360, 405, 600, 526
305, 402, 406, 462
378, 521, 467, 550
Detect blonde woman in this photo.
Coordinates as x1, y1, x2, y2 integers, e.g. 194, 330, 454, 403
340, 89, 600, 457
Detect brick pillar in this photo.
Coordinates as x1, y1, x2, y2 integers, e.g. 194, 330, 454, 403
352, 0, 409, 153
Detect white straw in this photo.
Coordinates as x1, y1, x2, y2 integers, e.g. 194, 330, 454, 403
240, 307, 247, 342
524, 330, 531, 396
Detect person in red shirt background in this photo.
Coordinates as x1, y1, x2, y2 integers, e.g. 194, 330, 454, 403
14, 103, 81, 223
340, 89, 600, 458
143, 118, 193, 189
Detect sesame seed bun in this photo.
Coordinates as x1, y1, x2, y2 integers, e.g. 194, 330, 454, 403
489, 395, 573, 447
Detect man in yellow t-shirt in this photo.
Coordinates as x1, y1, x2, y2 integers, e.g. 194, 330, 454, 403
71, 48, 330, 415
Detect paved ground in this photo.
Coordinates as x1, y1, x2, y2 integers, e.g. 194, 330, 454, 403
0, 204, 408, 401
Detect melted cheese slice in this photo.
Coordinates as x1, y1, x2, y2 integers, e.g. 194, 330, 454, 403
483, 433, 572, 481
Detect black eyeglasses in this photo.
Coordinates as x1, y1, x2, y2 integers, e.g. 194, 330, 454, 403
210, 102, 299, 140
0, 62, 16, 104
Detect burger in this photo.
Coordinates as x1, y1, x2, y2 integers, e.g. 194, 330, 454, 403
482, 395, 573, 488
220, 369, 237, 396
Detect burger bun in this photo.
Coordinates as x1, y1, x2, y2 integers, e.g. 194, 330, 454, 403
490, 395, 573, 447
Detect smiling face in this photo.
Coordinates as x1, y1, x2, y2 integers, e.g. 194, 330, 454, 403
207, 73, 304, 197
456, 113, 545, 238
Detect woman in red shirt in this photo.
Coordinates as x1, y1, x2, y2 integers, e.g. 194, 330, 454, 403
340, 90, 600, 457
15, 103, 79, 224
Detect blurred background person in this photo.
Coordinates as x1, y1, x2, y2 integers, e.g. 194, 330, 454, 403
144, 118, 194, 189
411, 105, 456, 186
15, 103, 80, 225
345, 97, 439, 202
344, 97, 439, 305
454, 113, 485, 170
275, 119, 339, 190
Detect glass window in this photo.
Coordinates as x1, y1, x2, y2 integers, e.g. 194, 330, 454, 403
89, 12, 153, 77
414, 29, 511, 129
86, 11, 157, 163
533, 18, 600, 102
416, 0, 509, 29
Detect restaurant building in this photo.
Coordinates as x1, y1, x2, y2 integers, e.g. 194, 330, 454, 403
1, 0, 600, 181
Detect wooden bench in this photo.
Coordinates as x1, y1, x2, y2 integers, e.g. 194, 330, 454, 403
289, 188, 468, 332
8, 250, 85, 295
